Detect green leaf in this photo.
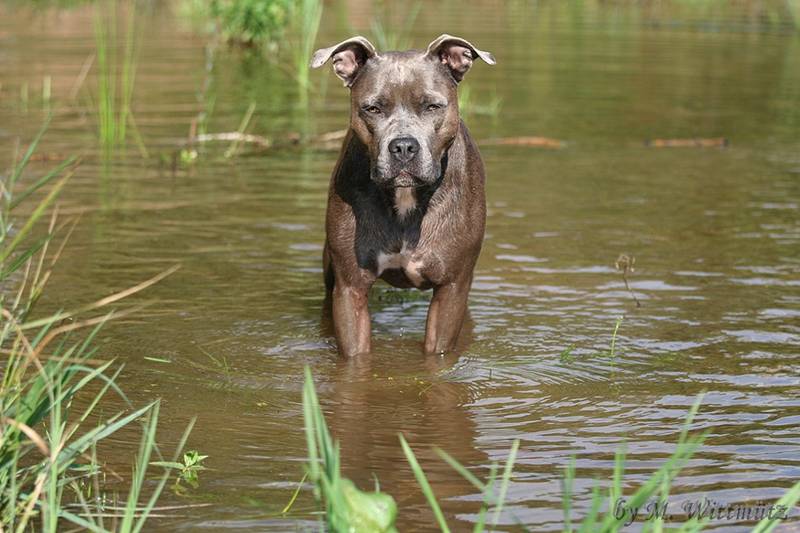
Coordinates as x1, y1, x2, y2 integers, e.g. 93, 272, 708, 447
10, 155, 78, 210
0, 171, 72, 265
339, 477, 398, 533
491, 439, 519, 528
7, 114, 52, 191
398, 434, 450, 533
0, 235, 49, 281
751, 479, 800, 533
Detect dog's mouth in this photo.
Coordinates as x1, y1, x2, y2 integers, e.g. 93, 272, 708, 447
372, 168, 425, 188
372, 163, 439, 188
392, 170, 422, 188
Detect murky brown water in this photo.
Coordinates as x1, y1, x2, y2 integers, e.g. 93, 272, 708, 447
2, 1, 800, 531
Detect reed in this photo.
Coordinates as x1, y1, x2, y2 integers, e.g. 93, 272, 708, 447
370, 1, 421, 51
92, 0, 146, 156
302, 366, 399, 532
290, 0, 323, 94
458, 84, 502, 119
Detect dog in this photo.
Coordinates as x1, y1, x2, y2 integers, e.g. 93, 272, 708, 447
311, 34, 495, 357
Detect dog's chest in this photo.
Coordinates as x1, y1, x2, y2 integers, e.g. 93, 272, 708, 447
375, 241, 426, 287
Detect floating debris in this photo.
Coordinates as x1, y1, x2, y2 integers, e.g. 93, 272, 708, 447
481, 136, 565, 148
646, 137, 729, 148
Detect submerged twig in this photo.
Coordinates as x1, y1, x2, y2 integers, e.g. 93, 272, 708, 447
192, 132, 271, 149
69, 53, 96, 101
480, 136, 565, 148
646, 137, 728, 148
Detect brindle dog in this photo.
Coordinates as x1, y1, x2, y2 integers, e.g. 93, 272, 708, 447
311, 34, 495, 357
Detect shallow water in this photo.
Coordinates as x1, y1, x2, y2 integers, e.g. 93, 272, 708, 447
1, 1, 799, 531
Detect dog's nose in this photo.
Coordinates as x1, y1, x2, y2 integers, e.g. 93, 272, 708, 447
388, 137, 420, 163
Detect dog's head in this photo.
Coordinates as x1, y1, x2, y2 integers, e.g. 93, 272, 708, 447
312, 35, 495, 189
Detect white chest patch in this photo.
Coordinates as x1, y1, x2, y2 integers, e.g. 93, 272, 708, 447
376, 243, 425, 286
394, 188, 417, 218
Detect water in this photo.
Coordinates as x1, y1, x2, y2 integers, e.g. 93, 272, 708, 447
1, 1, 799, 530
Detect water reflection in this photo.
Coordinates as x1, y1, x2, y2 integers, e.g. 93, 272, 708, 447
330, 345, 488, 530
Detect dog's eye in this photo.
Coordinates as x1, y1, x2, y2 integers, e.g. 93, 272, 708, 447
363, 105, 382, 115
426, 103, 444, 112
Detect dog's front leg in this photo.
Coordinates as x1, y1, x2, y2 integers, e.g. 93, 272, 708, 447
423, 276, 472, 355
332, 283, 372, 357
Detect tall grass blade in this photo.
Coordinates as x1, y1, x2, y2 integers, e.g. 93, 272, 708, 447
7, 114, 52, 190
398, 434, 450, 533
609, 315, 623, 357
293, 0, 323, 93
0, 170, 72, 265
9, 155, 78, 210
135, 417, 197, 533
562, 455, 575, 533
303, 366, 320, 494
434, 447, 486, 492
491, 438, 519, 529
751, 479, 800, 533
473, 464, 498, 533
224, 102, 256, 158
281, 472, 308, 514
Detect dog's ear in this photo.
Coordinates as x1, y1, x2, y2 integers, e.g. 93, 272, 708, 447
426, 34, 496, 83
310, 36, 378, 87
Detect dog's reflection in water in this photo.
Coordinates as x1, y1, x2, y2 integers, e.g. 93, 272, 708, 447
322, 314, 489, 530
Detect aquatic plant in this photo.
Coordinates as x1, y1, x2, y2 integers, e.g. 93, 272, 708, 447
561, 396, 708, 532
188, 0, 321, 98
303, 366, 399, 532
369, 1, 422, 52
0, 122, 188, 530
209, 0, 292, 46
151, 449, 208, 493
458, 84, 503, 119
92, 0, 147, 156
289, 0, 323, 94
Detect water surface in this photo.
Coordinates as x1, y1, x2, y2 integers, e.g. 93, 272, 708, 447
1, 1, 799, 530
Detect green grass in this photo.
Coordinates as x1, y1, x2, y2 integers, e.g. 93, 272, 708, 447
302, 366, 398, 532
290, 0, 323, 95
458, 84, 502, 119
563, 395, 708, 532
92, 1, 146, 157
182, 0, 321, 102
224, 102, 256, 158
609, 315, 623, 357
151, 449, 208, 494
399, 435, 451, 533
1, 122, 188, 530
369, 1, 421, 51
209, 0, 292, 46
